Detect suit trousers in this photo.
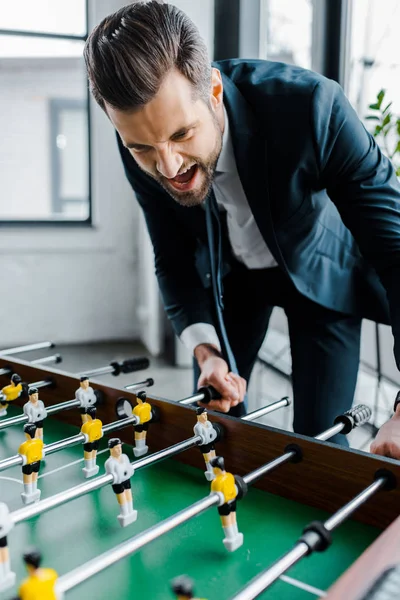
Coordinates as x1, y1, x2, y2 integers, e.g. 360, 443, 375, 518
193, 263, 362, 445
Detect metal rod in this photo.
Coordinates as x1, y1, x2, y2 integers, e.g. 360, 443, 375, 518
243, 420, 346, 486
78, 365, 116, 378
242, 397, 290, 421
124, 379, 154, 391
0, 342, 54, 355
314, 422, 344, 441
0, 455, 23, 470
0, 415, 138, 473
11, 436, 202, 525
32, 354, 62, 366
1, 358, 87, 376
31, 379, 53, 390
0, 399, 79, 432
231, 544, 309, 600
56, 494, 220, 594
243, 452, 295, 486
230, 477, 387, 600
324, 477, 386, 531
102, 416, 137, 434
179, 392, 205, 405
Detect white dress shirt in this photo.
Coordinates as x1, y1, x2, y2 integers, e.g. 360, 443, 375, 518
180, 107, 277, 356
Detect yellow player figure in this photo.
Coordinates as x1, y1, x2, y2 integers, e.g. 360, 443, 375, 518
193, 407, 218, 481
132, 391, 152, 457
18, 424, 44, 505
0, 374, 24, 417
17, 548, 57, 600
80, 406, 103, 477
171, 575, 206, 600
210, 456, 243, 552
105, 438, 137, 526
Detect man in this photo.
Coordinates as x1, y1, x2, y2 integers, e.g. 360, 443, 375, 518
0, 503, 15, 592
80, 406, 103, 478
0, 374, 24, 417
84, 2, 400, 454
104, 437, 137, 526
18, 423, 44, 504
210, 456, 243, 552
132, 391, 152, 457
23, 387, 47, 441
171, 575, 206, 600
75, 376, 97, 424
15, 548, 57, 600
193, 407, 218, 481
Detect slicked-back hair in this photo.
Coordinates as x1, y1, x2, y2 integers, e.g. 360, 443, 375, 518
84, 1, 211, 112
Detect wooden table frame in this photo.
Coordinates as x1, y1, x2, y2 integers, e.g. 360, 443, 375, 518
1, 355, 400, 533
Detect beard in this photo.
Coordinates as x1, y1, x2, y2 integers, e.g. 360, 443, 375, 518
140, 115, 223, 208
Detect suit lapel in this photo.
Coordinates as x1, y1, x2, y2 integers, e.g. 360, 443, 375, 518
221, 72, 284, 267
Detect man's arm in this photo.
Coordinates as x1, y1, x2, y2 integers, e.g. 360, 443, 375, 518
312, 78, 400, 365
312, 79, 400, 456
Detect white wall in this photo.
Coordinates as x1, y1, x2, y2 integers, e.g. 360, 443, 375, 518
0, 0, 140, 347
0, 0, 215, 351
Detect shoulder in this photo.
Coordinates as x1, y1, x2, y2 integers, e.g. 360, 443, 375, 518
215, 58, 324, 99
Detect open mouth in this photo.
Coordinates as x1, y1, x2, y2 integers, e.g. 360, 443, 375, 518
168, 164, 199, 191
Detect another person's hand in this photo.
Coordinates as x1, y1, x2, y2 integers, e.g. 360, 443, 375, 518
370, 412, 400, 459
195, 344, 246, 413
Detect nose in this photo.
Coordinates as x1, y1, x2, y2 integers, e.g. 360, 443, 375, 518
155, 146, 183, 179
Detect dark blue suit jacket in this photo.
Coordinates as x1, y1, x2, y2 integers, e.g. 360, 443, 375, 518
117, 59, 400, 368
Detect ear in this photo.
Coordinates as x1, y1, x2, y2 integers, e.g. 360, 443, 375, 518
210, 67, 223, 111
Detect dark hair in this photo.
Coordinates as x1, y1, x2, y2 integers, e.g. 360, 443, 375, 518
108, 437, 122, 449
171, 575, 193, 597
137, 391, 147, 402
80, 376, 89, 382
23, 548, 42, 569
84, 1, 211, 112
24, 423, 37, 438
11, 374, 22, 384
196, 407, 206, 415
210, 456, 224, 471
28, 387, 39, 396
87, 407, 97, 419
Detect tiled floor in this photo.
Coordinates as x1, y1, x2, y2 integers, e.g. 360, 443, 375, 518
16, 331, 397, 453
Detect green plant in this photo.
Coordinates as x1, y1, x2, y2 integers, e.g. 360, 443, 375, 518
366, 89, 400, 176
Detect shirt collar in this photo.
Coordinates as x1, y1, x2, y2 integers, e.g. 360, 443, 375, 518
215, 105, 235, 174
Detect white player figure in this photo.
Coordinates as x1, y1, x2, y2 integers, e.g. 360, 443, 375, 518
193, 407, 219, 481
23, 387, 47, 441
75, 376, 97, 424
0, 503, 15, 592
105, 438, 137, 527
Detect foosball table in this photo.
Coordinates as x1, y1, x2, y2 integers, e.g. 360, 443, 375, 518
1, 347, 400, 600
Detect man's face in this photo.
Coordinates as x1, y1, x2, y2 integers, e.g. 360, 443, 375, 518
81, 380, 89, 390
29, 393, 39, 403
107, 68, 224, 207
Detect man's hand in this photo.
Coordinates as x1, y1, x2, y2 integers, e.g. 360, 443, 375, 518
194, 344, 246, 413
370, 411, 400, 459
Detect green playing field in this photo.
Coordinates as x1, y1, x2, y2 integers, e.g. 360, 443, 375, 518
0, 406, 379, 600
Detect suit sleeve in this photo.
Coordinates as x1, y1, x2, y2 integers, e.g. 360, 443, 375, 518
116, 135, 215, 337
312, 79, 400, 368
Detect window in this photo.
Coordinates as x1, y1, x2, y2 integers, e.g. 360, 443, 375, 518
0, 1, 90, 224
259, 0, 314, 69
347, 0, 400, 118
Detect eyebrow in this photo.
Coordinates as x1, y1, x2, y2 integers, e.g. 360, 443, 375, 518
125, 121, 199, 149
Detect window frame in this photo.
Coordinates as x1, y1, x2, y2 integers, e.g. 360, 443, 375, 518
0, 1, 92, 227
